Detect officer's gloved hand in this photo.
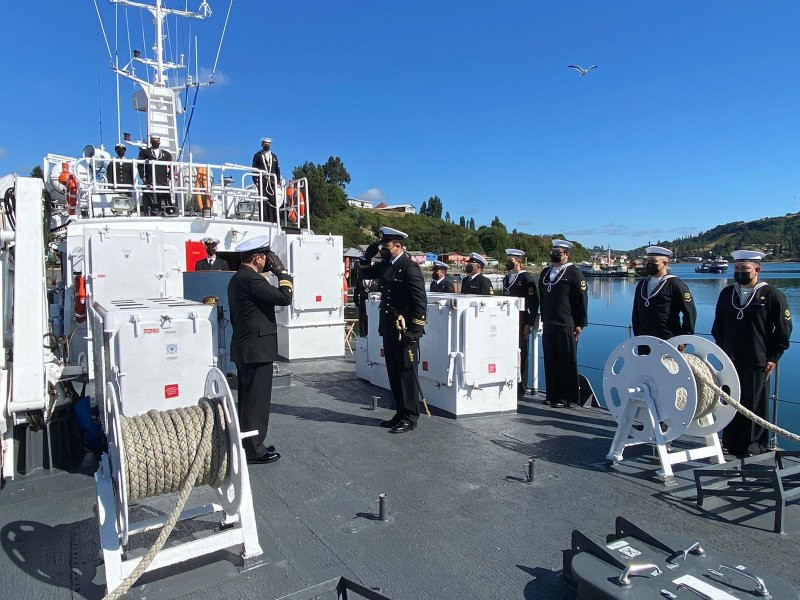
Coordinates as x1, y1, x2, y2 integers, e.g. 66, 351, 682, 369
402, 322, 424, 343
266, 251, 286, 275
364, 241, 380, 261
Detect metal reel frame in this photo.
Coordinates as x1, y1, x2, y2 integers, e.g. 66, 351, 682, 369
667, 335, 739, 437
603, 336, 697, 444
104, 379, 132, 545
204, 367, 245, 516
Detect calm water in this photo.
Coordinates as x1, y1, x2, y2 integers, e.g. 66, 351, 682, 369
536, 262, 800, 448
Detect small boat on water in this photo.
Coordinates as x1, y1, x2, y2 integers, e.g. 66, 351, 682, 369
695, 258, 729, 273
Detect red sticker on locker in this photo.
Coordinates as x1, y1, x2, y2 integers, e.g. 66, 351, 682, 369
488, 364, 496, 374
422, 361, 429, 371
144, 328, 160, 334
164, 384, 179, 398
380, 348, 385, 357
315, 295, 322, 302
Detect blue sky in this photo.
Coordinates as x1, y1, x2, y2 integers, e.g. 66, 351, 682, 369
1, 1, 798, 249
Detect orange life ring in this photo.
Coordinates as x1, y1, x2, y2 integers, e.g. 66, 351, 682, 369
286, 182, 306, 222
74, 274, 87, 323
57, 163, 79, 215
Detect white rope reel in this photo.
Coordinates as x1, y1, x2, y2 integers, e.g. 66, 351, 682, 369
603, 335, 740, 482
96, 367, 263, 598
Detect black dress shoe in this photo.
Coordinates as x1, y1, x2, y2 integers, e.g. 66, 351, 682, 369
389, 420, 415, 434
379, 415, 402, 428
550, 400, 566, 408
247, 451, 281, 464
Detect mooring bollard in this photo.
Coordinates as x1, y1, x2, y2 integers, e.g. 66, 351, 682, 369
378, 493, 388, 521
527, 458, 536, 483
370, 396, 380, 410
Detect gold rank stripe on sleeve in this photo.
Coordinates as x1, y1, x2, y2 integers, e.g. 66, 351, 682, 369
279, 280, 293, 290
412, 318, 426, 326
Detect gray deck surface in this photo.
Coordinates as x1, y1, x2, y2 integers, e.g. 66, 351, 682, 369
1, 355, 799, 599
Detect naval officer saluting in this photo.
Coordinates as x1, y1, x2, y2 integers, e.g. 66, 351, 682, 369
631, 246, 696, 339
460, 253, 493, 295
712, 250, 792, 457
430, 260, 455, 293
228, 236, 293, 463
503, 249, 540, 397
538, 239, 588, 408
359, 227, 427, 433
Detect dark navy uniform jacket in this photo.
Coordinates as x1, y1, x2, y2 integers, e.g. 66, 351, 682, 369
228, 267, 293, 363
503, 270, 540, 326
430, 276, 455, 293
461, 274, 493, 295
538, 264, 588, 328
712, 283, 792, 367
195, 256, 230, 271
631, 275, 696, 339
359, 252, 427, 337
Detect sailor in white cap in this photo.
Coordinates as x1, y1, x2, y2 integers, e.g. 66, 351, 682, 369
461, 252, 493, 295
359, 227, 427, 433
227, 236, 293, 463
251, 137, 281, 222
430, 260, 455, 293
712, 250, 792, 457
631, 246, 695, 340
503, 249, 539, 396
195, 237, 230, 271
106, 142, 134, 193
137, 133, 174, 215
538, 239, 588, 408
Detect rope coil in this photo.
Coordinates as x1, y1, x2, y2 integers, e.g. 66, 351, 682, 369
666, 352, 800, 444
104, 397, 230, 600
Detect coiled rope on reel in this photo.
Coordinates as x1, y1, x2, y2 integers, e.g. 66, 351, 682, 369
679, 352, 800, 444
104, 396, 230, 600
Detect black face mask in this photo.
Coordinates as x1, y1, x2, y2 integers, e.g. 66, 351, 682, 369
433, 270, 443, 280
505, 260, 515, 271
734, 272, 753, 285
465, 263, 475, 274
550, 251, 563, 263
645, 263, 659, 276
379, 247, 392, 260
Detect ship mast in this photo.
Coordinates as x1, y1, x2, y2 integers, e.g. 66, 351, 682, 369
109, 0, 212, 153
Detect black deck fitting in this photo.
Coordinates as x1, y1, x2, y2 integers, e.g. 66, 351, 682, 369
527, 458, 536, 483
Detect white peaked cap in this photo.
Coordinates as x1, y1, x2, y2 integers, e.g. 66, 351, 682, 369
468, 252, 487, 266
261, 137, 272, 144
505, 249, 525, 256
731, 250, 765, 262
378, 226, 408, 241
552, 239, 574, 250
646, 246, 672, 257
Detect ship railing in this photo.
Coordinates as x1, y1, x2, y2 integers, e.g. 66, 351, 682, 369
47, 155, 311, 232
528, 321, 797, 451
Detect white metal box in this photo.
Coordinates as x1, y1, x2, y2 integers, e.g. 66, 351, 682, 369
90, 297, 216, 418
357, 292, 523, 416
272, 231, 345, 359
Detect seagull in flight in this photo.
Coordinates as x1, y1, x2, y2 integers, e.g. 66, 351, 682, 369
568, 64, 597, 77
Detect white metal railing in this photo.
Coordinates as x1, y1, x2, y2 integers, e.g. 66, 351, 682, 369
43, 154, 311, 231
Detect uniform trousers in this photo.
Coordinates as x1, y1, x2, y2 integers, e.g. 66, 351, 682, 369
541, 324, 580, 405
518, 316, 529, 395
235, 361, 274, 457
253, 175, 278, 222
722, 362, 770, 457
382, 333, 420, 424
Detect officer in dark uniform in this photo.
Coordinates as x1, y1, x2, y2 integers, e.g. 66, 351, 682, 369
503, 249, 540, 397
712, 250, 792, 457
632, 246, 696, 339
195, 237, 230, 271
106, 143, 134, 194
228, 235, 293, 463
430, 260, 455, 293
538, 239, 588, 408
251, 137, 281, 223
359, 227, 427, 433
136, 135, 174, 214
460, 252, 494, 295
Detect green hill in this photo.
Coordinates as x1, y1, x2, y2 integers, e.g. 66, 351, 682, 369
629, 213, 800, 260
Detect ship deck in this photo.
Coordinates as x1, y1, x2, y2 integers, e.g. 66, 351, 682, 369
2, 355, 799, 599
